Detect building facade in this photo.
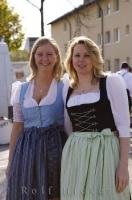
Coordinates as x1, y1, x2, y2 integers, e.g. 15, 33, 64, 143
49, 0, 132, 72
24, 37, 38, 52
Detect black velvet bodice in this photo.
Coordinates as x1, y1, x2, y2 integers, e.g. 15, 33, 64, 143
66, 77, 117, 132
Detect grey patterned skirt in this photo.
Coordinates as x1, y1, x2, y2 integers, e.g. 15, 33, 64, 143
6, 124, 67, 200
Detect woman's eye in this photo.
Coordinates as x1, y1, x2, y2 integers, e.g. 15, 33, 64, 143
47, 52, 53, 56
36, 53, 43, 57
84, 54, 90, 57
74, 54, 80, 57
74, 54, 90, 58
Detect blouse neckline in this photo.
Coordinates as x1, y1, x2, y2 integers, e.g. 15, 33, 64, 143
24, 79, 57, 106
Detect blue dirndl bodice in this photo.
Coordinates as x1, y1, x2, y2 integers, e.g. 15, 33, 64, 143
20, 81, 64, 129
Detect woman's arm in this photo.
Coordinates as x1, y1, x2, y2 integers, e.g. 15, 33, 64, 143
6, 122, 23, 177
107, 74, 130, 137
8, 122, 24, 164
62, 74, 73, 135
115, 138, 130, 192
107, 74, 130, 192
7, 82, 24, 174
64, 109, 73, 135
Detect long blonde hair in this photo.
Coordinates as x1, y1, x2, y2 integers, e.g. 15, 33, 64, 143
64, 36, 104, 88
28, 36, 62, 81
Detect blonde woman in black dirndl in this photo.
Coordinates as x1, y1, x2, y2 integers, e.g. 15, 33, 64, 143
61, 36, 131, 200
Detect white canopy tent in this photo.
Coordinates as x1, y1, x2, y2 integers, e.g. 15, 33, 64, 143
0, 39, 12, 117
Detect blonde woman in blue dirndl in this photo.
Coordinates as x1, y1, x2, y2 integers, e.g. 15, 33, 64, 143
6, 37, 67, 200
61, 36, 131, 200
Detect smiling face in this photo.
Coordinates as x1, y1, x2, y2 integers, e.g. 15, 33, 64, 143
65, 36, 104, 88
72, 43, 93, 76
34, 42, 57, 73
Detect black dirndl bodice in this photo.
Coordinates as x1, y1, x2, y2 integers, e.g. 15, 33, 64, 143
66, 77, 117, 132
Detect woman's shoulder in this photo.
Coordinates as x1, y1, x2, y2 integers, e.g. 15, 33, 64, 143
10, 81, 30, 105
61, 73, 70, 87
105, 72, 126, 90
11, 81, 24, 95
58, 74, 70, 101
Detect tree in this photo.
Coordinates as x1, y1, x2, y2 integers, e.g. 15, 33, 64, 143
10, 50, 29, 61
0, 0, 24, 51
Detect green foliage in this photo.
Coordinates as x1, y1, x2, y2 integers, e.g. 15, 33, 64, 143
0, 0, 24, 51
10, 50, 30, 61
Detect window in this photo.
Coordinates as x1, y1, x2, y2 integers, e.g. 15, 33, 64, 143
125, 24, 130, 35
97, 7, 102, 18
114, 58, 120, 71
105, 31, 111, 44
113, 0, 119, 11
105, 60, 111, 71
114, 28, 120, 42
104, 3, 111, 15
97, 33, 102, 45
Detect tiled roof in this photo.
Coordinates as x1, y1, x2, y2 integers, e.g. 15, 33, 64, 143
48, 0, 95, 24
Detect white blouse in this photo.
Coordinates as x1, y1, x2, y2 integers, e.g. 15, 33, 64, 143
11, 74, 130, 137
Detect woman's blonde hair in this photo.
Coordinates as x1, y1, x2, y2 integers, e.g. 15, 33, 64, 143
28, 36, 62, 81
64, 36, 104, 88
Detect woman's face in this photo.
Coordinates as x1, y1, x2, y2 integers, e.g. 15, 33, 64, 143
72, 43, 93, 76
34, 42, 57, 73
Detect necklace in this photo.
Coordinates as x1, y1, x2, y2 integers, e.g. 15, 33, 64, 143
39, 88, 44, 93
33, 79, 52, 104
75, 84, 99, 95
76, 87, 93, 94
36, 86, 49, 94
34, 81, 49, 96
75, 89, 91, 95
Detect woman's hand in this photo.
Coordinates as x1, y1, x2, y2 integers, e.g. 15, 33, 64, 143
115, 161, 129, 193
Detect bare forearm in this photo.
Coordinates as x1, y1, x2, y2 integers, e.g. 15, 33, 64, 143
8, 122, 23, 164
119, 137, 130, 166
115, 137, 130, 192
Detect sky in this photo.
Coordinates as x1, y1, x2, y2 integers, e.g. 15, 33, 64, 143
7, 0, 83, 38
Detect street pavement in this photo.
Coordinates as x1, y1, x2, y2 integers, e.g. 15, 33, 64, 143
0, 145, 8, 200
0, 145, 132, 199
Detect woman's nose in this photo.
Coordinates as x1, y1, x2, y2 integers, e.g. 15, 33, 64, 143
78, 56, 84, 61
41, 54, 48, 61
